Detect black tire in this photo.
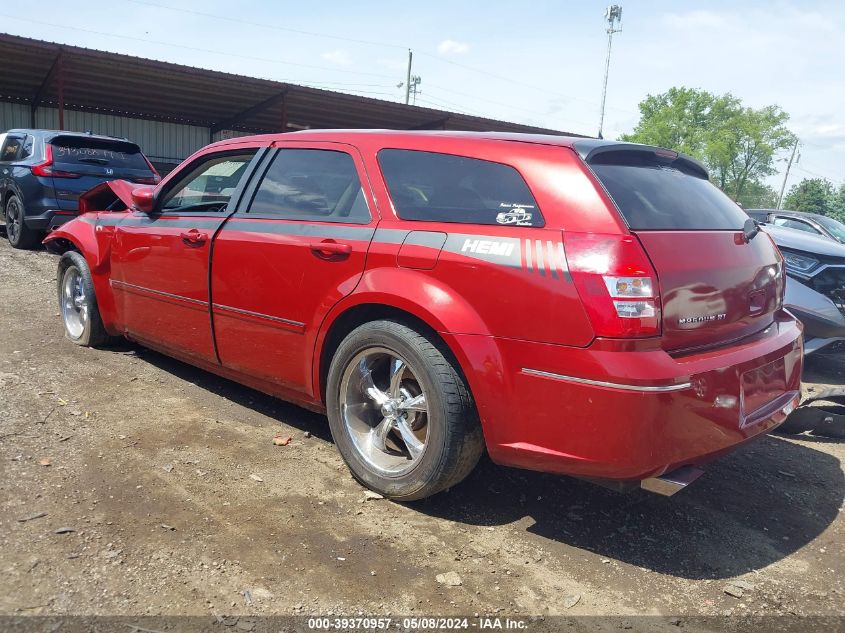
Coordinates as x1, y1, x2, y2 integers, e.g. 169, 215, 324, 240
5, 195, 41, 249
326, 320, 484, 501
57, 251, 116, 348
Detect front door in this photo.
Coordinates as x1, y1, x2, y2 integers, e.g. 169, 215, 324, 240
211, 142, 377, 394
110, 148, 260, 362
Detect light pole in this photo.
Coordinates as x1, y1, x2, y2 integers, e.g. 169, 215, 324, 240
598, 4, 623, 139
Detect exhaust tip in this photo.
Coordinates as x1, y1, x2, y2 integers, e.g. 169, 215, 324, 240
641, 465, 704, 496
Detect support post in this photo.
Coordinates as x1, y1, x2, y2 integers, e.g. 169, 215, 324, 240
31, 49, 63, 128
57, 53, 65, 130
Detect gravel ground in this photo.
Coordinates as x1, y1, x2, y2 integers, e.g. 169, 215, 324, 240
0, 238, 843, 622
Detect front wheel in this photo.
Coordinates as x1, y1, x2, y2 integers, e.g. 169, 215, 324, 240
326, 320, 484, 500
5, 196, 41, 249
57, 251, 115, 348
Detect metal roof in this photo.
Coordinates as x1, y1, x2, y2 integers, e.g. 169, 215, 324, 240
0, 32, 582, 137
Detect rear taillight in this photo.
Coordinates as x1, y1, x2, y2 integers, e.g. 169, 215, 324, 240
31, 144, 80, 179
563, 232, 661, 338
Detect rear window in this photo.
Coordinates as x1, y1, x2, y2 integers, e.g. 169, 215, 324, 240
50, 137, 152, 172
378, 149, 543, 227
589, 150, 748, 230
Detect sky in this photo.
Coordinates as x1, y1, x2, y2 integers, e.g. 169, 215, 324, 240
2, 0, 843, 191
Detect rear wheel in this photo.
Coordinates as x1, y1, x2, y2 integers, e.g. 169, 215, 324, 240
326, 320, 484, 500
57, 251, 115, 348
5, 196, 41, 249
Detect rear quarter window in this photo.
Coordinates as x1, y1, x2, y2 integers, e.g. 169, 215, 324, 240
589, 150, 748, 231
50, 137, 152, 172
378, 149, 543, 227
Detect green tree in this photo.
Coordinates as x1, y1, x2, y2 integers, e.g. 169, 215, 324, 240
619, 87, 724, 157
834, 184, 845, 221
736, 181, 779, 209
783, 178, 841, 218
622, 87, 796, 201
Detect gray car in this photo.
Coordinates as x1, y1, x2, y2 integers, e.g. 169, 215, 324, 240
762, 224, 845, 354
748, 208, 845, 245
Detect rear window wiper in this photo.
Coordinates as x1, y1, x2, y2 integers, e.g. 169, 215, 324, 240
77, 157, 110, 165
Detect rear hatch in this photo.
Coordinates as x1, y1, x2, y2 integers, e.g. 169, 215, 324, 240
583, 145, 783, 352
49, 135, 157, 210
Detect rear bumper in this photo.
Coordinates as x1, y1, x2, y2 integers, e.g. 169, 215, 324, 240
449, 311, 803, 482
24, 208, 79, 231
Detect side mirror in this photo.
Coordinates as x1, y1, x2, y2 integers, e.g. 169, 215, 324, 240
131, 187, 155, 213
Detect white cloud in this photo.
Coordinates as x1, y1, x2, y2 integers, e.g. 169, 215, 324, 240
320, 50, 352, 66
437, 39, 470, 55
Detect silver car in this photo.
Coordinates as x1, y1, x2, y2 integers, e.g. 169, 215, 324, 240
762, 224, 845, 354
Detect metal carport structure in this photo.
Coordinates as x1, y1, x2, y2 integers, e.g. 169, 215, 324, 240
0, 33, 580, 171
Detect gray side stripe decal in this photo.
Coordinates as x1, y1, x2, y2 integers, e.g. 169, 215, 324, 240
226, 220, 375, 241
442, 234, 523, 270
402, 231, 448, 249
534, 240, 546, 277
373, 228, 410, 244
92, 215, 224, 230
86, 213, 571, 282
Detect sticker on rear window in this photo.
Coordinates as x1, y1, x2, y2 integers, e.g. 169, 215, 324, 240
496, 203, 535, 226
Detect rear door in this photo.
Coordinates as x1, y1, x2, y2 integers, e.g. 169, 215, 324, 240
49, 135, 157, 210
211, 142, 376, 393
110, 146, 262, 362
583, 145, 784, 352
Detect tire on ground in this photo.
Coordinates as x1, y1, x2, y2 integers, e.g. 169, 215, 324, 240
326, 319, 484, 501
57, 251, 117, 348
5, 195, 41, 249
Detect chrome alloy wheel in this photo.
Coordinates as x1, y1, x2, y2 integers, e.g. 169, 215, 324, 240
339, 347, 430, 476
61, 268, 89, 340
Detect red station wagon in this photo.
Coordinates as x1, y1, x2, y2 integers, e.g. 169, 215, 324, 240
44, 131, 804, 500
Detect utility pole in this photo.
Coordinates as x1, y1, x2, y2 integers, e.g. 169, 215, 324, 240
405, 49, 413, 105
598, 5, 623, 139
777, 138, 800, 209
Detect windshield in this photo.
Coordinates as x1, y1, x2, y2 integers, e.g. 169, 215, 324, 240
816, 215, 845, 242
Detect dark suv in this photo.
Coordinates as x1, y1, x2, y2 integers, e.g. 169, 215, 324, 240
0, 129, 159, 248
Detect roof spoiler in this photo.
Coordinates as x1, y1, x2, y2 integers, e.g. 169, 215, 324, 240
572, 140, 709, 180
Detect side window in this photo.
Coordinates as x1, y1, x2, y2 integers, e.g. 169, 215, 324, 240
159, 151, 256, 213
249, 149, 370, 223
0, 136, 23, 162
377, 149, 543, 227
773, 217, 821, 235
20, 136, 34, 159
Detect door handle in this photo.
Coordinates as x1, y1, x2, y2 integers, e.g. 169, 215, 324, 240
309, 240, 352, 259
180, 229, 208, 246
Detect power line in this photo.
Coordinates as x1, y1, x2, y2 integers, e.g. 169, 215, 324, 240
796, 164, 844, 184
424, 83, 598, 131
123, 0, 406, 51
0, 13, 398, 81
116, 0, 636, 115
